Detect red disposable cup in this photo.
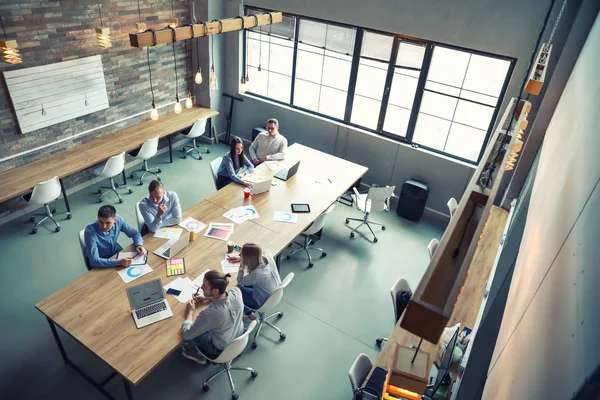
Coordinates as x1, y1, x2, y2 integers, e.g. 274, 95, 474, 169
244, 187, 251, 199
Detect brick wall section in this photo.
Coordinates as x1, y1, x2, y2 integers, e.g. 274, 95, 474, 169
0, 0, 206, 218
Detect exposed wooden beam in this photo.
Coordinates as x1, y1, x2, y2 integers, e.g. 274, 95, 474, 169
129, 12, 283, 48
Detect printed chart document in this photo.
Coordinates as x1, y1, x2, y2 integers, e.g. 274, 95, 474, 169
221, 256, 240, 274
204, 222, 234, 241
223, 206, 260, 224
118, 264, 153, 283
154, 227, 184, 240
274, 211, 298, 223
190, 269, 213, 293
179, 217, 207, 233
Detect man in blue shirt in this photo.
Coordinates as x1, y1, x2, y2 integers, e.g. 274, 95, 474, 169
138, 180, 182, 233
84, 205, 145, 268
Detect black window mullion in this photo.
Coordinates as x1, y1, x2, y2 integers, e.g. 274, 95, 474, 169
377, 37, 399, 132
344, 29, 363, 122
405, 43, 434, 143
289, 17, 300, 105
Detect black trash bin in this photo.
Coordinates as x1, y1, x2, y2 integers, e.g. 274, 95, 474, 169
252, 127, 267, 141
396, 179, 429, 222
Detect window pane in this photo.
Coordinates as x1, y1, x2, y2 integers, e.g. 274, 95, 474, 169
396, 42, 425, 69
444, 123, 486, 161
424, 80, 461, 97
351, 95, 381, 130
293, 79, 320, 111
459, 89, 497, 106
269, 43, 293, 75
413, 113, 451, 151
247, 35, 270, 68
428, 46, 470, 88
354, 60, 387, 99
247, 66, 267, 96
322, 53, 352, 90
319, 87, 347, 120
420, 91, 457, 120
325, 24, 356, 55
299, 19, 327, 48
296, 48, 323, 84
383, 105, 411, 137
389, 70, 418, 109
361, 31, 393, 61
248, 10, 296, 40
462, 54, 510, 97
268, 73, 291, 103
453, 100, 495, 130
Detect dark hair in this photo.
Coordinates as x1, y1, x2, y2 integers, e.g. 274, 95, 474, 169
229, 136, 245, 171
148, 179, 164, 192
97, 205, 116, 219
204, 270, 231, 294
267, 118, 279, 129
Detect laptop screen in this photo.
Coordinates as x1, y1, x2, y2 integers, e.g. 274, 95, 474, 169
126, 279, 164, 309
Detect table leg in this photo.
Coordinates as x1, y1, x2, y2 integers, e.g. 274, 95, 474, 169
47, 317, 68, 363
123, 377, 134, 400
168, 135, 173, 163
275, 252, 282, 272
58, 178, 71, 214
122, 170, 127, 186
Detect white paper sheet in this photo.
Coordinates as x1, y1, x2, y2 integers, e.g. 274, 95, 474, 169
117, 264, 153, 283
273, 211, 297, 223
116, 251, 147, 266
164, 277, 197, 303
221, 259, 240, 274
179, 217, 207, 233
153, 227, 184, 240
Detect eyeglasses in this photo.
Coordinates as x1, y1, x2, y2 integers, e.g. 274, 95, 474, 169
266, 127, 275, 131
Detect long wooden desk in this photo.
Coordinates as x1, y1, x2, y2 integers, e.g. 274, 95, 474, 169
0, 107, 218, 213
36, 144, 367, 399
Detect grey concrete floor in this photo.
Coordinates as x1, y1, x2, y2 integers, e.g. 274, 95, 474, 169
0, 142, 445, 400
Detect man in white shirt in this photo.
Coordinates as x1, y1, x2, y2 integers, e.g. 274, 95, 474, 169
249, 118, 288, 166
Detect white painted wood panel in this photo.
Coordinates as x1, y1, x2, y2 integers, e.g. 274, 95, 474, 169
3, 55, 109, 134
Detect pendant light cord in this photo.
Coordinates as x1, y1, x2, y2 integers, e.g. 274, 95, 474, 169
147, 30, 157, 103
170, 27, 179, 98
0, 15, 7, 40
96, 0, 104, 27
137, 0, 142, 23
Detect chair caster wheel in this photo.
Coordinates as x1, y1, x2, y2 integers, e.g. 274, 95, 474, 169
374, 238, 378, 243
350, 232, 355, 238
376, 338, 383, 346
286, 255, 291, 260
128, 189, 133, 194
279, 334, 286, 341
138, 182, 144, 186
206, 149, 211, 154
182, 155, 187, 159
157, 168, 162, 173
98, 199, 103, 203
119, 199, 124, 204
115, 183, 119, 188
251, 370, 258, 378
97, 189, 102, 194
382, 226, 386, 231
345, 219, 349, 224
29, 216, 36, 222
66, 214, 72, 220
55, 227, 61, 232
130, 174, 134, 179
51, 208, 56, 214
277, 312, 283, 318
202, 384, 210, 392
251, 341, 257, 349
307, 263, 313, 268
321, 252, 327, 258
31, 228, 38, 234
232, 393, 239, 400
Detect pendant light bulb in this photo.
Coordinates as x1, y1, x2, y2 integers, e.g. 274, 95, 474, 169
209, 65, 218, 92
240, 76, 246, 93
150, 103, 159, 121
245, 74, 250, 91
194, 67, 203, 84
185, 92, 193, 108
174, 96, 182, 114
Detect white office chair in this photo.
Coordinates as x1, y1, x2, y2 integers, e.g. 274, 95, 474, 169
287, 203, 335, 268
135, 201, 146, 234
23, 176, 70, 234
428, 238, 440, 260
447, 197, 458, 221
181, 118, 210, 160
248, 273, 294, 348
199, 320, 258, 399
346, 185, 396, 243
95, 152, 132, 203
376, 278, 412, 347
349, 353, 374, 393
130, 136, 161, 185
209, 157, 223, 190
79, 229, 92, 270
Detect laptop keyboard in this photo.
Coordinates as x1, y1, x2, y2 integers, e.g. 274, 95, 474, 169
161, 248, 170, 257
135, 301, 167, 319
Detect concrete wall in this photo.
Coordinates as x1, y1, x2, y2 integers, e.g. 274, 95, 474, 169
482, 13, 600, 399
215, 0, 554, 215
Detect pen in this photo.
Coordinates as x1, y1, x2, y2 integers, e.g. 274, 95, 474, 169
195, 287, 200, 295
328, 178, 332, 183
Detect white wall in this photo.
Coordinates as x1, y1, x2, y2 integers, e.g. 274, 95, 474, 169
483, 14, 600, 399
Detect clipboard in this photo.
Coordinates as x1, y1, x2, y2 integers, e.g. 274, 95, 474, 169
116, 251, 148, 266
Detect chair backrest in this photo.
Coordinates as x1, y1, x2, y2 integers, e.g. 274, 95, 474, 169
303, 202, 336, 236
210, 320, 257, 363
428, 238, 440, 260
209, 157, 223, 189
79, 229, 92, 270
135, 202, 146, 234
185, 118, 208, 139
390, 278, 412, 322
447, 197, 458, 220
136, 136, 159, 160
367, 186, 396, 212
100, 152, 126, 178
29, 176, 62, 206
256, 273, 294, 313
349, 353, 373, 393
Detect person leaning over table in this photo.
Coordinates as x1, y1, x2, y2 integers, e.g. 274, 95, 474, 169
249, 118, 288, 166
215, 136, 254, 190
138, 179, 182, 234
231, 243, 282, 321
84, 205, 146, 268
180, 271, 244, 364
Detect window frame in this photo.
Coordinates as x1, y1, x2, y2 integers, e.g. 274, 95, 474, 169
243, 6, 516, 165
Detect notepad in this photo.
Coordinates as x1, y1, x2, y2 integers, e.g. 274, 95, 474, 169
166, 258, 186, 277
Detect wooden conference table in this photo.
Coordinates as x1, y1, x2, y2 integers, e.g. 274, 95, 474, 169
0, 106, 218, 213
35, 144, 368, 399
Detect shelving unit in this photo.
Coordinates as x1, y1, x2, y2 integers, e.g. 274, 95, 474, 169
525, 43, 553, 95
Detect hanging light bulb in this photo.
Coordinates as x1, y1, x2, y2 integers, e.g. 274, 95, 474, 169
240, 76, 247, 92
245, 74, 250, 91
168, 18, 178, 28
209, 65, 218, 92
174, 95, 182, 114
185, 92, 193, 108
135, 23, 146, 33
96, 27, 112, 48
150, 102, 159, 121
1, 40, 22, 64
194, 67, 203, 84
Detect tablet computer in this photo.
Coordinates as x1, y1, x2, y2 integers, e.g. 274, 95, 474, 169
291, 203, 311, 213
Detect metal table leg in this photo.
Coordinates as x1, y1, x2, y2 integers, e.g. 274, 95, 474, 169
58, 178, 71, 213
123, 377, 134, 400
168, 135, 173, 163
122, 170, 127, 186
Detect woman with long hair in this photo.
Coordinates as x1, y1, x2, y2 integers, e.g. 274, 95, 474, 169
215, 136, 254, 190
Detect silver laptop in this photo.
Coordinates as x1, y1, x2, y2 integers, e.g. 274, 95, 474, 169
153, 231, 190, 260
251, 178, 272, 195
126, 278, 173, 329
274, 160, 300, 181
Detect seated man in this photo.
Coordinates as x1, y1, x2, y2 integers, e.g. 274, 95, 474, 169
138, 180, 182, 233
249, 118, 288, 166
84, 205, 145, 268
181, 271, 244, 363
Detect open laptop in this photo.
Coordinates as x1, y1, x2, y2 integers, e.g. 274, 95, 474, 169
274, 160, 300, 181
126, 278, 173, 329
153, 230, 190, 260
251, 178, 272, 195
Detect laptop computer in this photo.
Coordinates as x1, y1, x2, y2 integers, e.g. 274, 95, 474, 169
126, 278, 173, 329
274, 160, 300, 181
251, 178, 272, 195
153, 231, 190, 260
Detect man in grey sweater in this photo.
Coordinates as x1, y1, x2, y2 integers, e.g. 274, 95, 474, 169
181, 271, 244, 363
249, 118, 288, 165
